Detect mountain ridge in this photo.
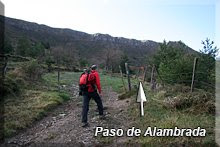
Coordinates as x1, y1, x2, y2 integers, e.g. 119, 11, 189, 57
3, 16, 197, 66
4, 16, 159, 46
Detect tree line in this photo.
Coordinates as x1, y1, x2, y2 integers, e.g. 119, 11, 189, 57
2, 36, 218, 91
151, 38, 218, 90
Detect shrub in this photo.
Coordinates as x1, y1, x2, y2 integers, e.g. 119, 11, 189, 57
21, 60, 44, 81
162, 88, 215, 114
0, 77, 20, 98
59, 92, 70, 101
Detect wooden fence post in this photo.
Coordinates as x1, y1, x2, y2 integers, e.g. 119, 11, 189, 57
143, 66, 147, 82
191, 57, 198, 92
57, 59, 60, 92
136, 68, 140, 80
125, 63, 131, 91
150, 65, 156, 90
111, 65, 113, 77
2, 56, 8, 78
119, 65, 126, 92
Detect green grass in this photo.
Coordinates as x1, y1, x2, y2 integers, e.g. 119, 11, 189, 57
4, 90, 70, 137
127, 84, 215, 146
3, 70, 132, 139
96, 74, 215, 145
43, 71, 138, 94
100, 72, 138, 93
4, 70, 214, 145
3, 71, 74, 138
118, 89, 137, 100
42, 71, 81, 88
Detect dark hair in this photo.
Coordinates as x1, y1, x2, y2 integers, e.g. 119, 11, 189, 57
91, 65, 97, 70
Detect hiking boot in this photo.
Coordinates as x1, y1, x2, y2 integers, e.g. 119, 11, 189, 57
82, 122, 89, 128
96, 107, 107, 112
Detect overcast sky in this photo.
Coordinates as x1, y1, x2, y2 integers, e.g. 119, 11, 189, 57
1, 0, 219, 52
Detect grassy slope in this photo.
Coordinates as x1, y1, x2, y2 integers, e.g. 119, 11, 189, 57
4, 71, 121, 138
4, 72, 81, 137
100, 73, 139, 93
4, 71, 215, 145
128, 85, 215, 146
102, 74, 215, 145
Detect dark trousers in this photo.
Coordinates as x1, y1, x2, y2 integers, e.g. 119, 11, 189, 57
82, 91, 104, 123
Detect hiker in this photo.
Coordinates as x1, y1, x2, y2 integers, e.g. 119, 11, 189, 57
79, 65, 104, 127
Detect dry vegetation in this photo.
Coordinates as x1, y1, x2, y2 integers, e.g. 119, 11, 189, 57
125, 82, 215, 146
2, 62, 72, 138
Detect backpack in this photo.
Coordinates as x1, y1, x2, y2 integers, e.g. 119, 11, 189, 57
79, 71, 96, 94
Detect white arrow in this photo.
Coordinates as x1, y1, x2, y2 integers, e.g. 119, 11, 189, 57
137, 82, 147, 116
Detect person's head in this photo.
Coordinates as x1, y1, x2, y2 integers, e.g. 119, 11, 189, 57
83, 68, 88, 73
90, 65, 97, 70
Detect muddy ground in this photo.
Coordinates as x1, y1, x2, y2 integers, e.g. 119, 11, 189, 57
4, 84, 134, 146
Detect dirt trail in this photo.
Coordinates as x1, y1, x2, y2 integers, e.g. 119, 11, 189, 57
4, 84, 133, 146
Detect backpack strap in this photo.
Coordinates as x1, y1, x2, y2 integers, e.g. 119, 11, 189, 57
86, 73, 89, 85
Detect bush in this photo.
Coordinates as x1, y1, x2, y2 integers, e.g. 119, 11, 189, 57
21, 60, 44, 81
0, 66, 29, 98
0, 77, 21, 98
59, 92, 70, 101
162, 87, 215, 114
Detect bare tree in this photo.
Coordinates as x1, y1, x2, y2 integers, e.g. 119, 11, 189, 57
51, 44, 77, 70
103, 47, 122, 72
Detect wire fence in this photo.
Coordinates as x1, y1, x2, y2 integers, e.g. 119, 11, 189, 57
110, 62, 215, 93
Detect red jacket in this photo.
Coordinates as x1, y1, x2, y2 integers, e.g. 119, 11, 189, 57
88, 70, 101, 93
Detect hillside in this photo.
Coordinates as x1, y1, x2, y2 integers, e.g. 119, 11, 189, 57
0, 16, 216, 146
3, 16, 197, 66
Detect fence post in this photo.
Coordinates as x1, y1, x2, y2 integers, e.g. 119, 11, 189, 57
119, 65, 127, 92
57, 59, 60, 92
125, 62, 131, 91
143, 66, 147, 82
135, 68, 139, 80
111, 65, 113, 77
191, 57, 198, 92
2, 56, 8, 78
150, 65, 156, 90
